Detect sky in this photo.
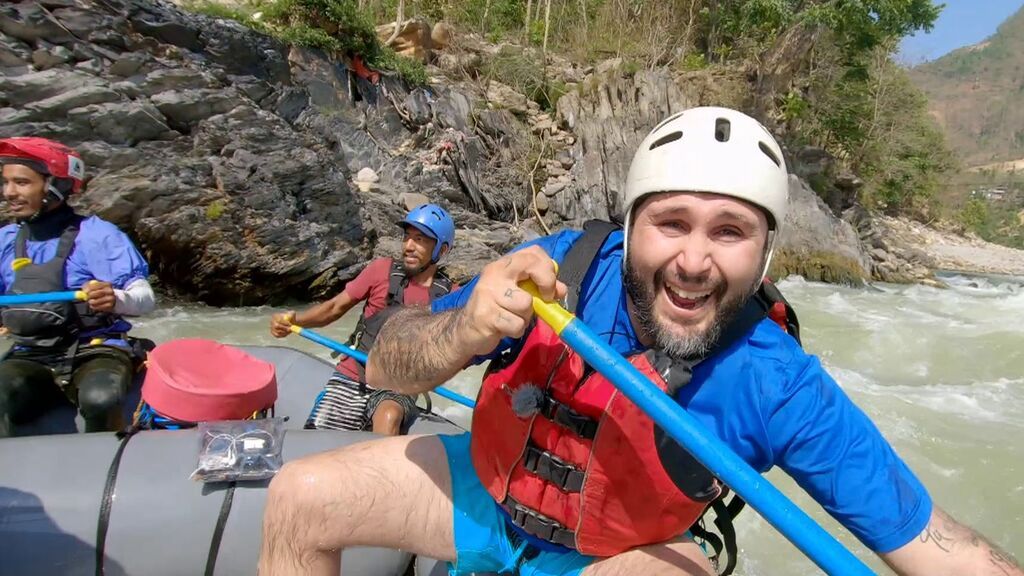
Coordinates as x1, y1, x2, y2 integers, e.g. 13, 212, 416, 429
898, 0, 1024, 64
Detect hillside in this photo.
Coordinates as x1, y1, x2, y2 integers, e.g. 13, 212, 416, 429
910, 6, 1024, 167
4, 0, 982, 290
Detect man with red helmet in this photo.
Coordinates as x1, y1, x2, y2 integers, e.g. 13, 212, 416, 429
0, 137, 156, 437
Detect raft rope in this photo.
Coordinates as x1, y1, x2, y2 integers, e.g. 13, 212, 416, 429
95, 426, 141, 576
94, 426, 240, 576
204, 483, 237, 576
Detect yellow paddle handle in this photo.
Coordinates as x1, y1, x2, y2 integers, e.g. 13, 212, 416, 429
517, 261, 574, 335
74, 290, 87, 301
289, 324, 302, 335
11, 257, 31, 272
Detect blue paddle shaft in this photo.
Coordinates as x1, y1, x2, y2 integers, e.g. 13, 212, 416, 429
0, 291, 83, 306
299, 329, 368, 364
293, 328, 476, 409
430, 386, 477, 408
558, 319, 875, 576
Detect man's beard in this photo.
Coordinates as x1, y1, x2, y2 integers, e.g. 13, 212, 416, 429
402, 256, 428, 276
624, 256, 759, 361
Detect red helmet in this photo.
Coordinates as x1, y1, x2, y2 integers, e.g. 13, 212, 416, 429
0, 137, 85, 193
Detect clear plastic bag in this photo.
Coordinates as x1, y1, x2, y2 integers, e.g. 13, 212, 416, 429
190, 418, 286, 483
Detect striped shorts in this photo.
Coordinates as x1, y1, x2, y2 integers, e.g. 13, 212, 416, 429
305, 372, 419, 432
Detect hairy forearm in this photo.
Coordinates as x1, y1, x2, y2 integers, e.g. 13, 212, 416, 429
883, 507, 1022, 576
366, 306, 474, 395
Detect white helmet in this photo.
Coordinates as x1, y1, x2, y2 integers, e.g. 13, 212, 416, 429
622, 107, 789, 280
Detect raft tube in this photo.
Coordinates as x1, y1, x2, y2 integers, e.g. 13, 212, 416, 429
14, 345, 399, 435
0, 346, 472, 575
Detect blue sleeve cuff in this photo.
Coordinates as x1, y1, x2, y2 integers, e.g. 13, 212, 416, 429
863, 489, 932, 553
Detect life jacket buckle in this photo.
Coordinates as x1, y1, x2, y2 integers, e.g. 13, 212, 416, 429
539, 393, 599, 440
502, 495, 577, 550
523, 444, 585, 493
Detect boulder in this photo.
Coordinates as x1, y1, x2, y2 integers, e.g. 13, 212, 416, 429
150, 88, 243, 130
0, 2, 74, 45
377, 18, 432, 63
67, 101, 171, 145
1, 85, 121, 124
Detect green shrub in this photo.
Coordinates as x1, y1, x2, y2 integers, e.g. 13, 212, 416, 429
206, 199, 226, 221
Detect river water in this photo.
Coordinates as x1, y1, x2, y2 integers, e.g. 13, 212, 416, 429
127, 273, 1023, 574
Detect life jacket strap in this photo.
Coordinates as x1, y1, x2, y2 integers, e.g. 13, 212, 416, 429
523, 443, 586, 493
501, 495, 578, 549
540, 392, 599, 440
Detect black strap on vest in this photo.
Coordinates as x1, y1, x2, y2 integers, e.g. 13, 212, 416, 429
688, 492, 747, 576
560, 220, 618, 314
538, 394, 598, 440
523, 443, 586, 493
386, 259, 453, 306
204, 483, 237, 576
501, 495, 578, 549
14, 218, 80, 261
96, 426, 141, 576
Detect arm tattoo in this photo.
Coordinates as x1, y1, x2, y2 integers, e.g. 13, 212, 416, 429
918, 520, 955, 553
919, 508, 1022, 574
991, 549, 1021, 576
370, 305, 470, 394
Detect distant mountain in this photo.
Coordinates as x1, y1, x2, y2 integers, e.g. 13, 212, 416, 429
909, 6, 1024, 168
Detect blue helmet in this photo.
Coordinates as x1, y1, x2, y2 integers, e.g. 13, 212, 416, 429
399, 203, 455, 262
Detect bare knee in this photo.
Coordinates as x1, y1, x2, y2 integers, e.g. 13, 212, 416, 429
264, 454, 353, 547
264, 459, 319, 534
371, 400, 404, 436
261, 457, 346, 575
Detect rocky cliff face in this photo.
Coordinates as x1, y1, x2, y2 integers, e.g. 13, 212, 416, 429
1, 0, 541, 304
1, 0, 871, 304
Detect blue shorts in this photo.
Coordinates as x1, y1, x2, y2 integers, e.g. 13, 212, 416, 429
440, 433, 595, 576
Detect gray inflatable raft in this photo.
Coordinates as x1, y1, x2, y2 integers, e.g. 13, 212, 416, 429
14, 345, 376, 436
0, 346, 461, 576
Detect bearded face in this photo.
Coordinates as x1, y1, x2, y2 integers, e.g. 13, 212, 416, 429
623, 192, 769, 360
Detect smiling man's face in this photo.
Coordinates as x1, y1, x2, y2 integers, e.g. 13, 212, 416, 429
624, 191, 768, 359
2, 164, 47, 220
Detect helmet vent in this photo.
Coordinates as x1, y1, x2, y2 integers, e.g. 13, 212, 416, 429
648, 131, 682, 151
715, 118, 731, 142
758, 141, 782, 167
650, 111, 685, 134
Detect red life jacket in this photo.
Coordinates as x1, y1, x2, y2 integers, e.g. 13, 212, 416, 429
471, 319, 724, 556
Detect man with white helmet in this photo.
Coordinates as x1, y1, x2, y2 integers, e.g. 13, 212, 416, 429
259, 108, 1021, 575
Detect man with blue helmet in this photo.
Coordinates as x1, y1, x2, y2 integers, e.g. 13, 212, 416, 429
270, 203, 458, 435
